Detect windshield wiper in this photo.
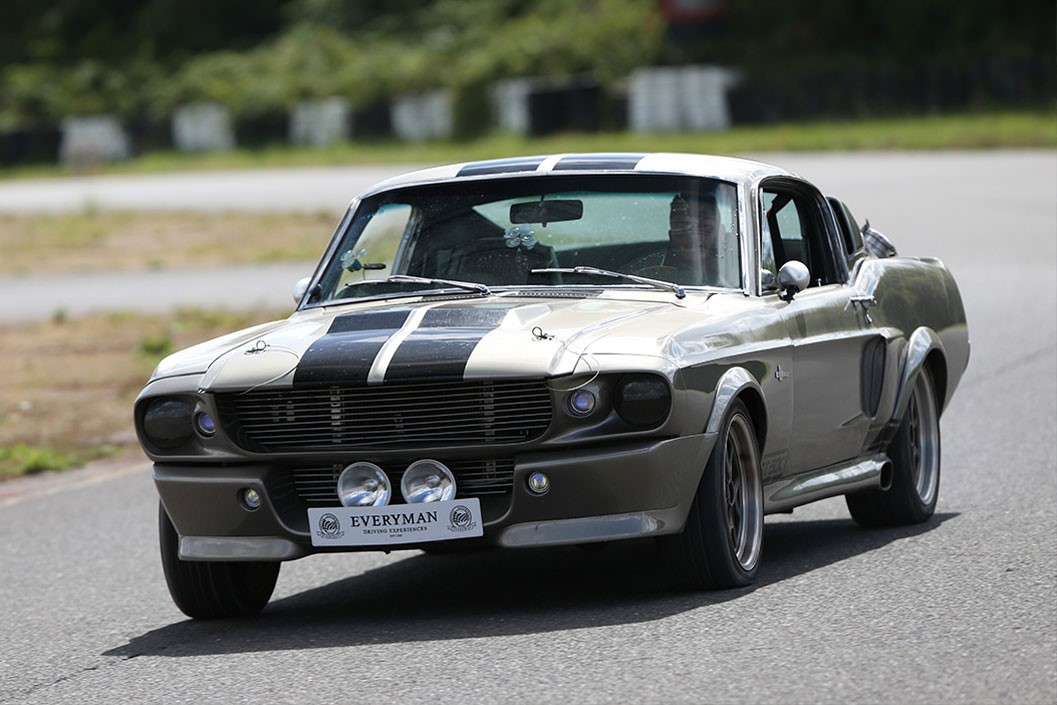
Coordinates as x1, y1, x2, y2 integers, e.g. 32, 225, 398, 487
387, 275, 491, 296
531, 266, 685, 299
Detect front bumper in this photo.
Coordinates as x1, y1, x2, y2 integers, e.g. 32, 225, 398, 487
155, 432, 717, 561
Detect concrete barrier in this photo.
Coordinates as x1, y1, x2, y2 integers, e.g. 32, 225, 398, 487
629, 66, 739, 133
59, 116, 130, 168
172, 103, 235, 152
391, 90, 452, 141
290, 98, 351, 146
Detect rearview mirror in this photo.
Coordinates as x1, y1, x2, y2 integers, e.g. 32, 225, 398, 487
510, 199, 583, 224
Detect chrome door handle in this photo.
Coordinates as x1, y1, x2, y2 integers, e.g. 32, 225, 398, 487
847, 294, 877, 324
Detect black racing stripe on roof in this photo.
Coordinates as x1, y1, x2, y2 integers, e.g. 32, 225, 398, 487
552, 154, 646, 171
457, 157, 548, 177
292, 310, 411, 387
384, 306, 510, 382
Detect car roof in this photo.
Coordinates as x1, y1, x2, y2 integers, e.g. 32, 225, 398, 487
359, 153, 797, 199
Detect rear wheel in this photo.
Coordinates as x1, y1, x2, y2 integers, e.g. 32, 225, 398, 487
159, 503, 280, 619
847, 367, 941, 526
661, 399, 764, 590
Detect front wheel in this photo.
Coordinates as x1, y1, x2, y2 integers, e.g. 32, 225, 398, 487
846, 366, 941, 526
159, 503, 280, 619
660, 399, 764, 590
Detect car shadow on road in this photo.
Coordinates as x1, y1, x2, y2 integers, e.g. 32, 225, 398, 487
105, 512, 957, 659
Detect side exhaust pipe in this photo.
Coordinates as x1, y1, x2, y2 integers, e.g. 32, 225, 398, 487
765, 454, 895, 513
878, 458, 894, 491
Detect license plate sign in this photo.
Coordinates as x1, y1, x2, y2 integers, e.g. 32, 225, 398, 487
308, 499, 483, 546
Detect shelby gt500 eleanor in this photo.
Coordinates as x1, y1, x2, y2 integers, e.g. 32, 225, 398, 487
135, 153, 969, 618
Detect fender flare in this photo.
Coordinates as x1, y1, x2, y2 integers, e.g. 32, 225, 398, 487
891, 327, 946, 430
705, 367, 767, 443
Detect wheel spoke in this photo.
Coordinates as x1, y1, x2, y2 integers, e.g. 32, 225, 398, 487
726, 438, 745, 551
907, 392, 922, 481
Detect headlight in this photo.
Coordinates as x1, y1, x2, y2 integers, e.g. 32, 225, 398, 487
142, 398, 195, 450
614, 374, 671, 428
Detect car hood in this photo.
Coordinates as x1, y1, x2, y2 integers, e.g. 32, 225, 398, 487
152, 293, 741, 391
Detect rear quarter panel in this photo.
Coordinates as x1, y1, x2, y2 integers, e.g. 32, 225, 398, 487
855, 256, 970, 419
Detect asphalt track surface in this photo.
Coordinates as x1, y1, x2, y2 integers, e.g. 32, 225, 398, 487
1, 152, 1055, 704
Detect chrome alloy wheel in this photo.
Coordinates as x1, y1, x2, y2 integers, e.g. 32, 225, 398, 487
723, 413, 763, 572
907, 371, 940, 506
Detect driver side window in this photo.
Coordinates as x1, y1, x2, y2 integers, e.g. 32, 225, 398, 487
760, 185, 836, 289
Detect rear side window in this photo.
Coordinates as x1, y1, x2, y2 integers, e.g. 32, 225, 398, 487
828, 197, 863, 255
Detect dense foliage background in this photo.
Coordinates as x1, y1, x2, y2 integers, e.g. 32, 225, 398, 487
0, 0, 1052, 132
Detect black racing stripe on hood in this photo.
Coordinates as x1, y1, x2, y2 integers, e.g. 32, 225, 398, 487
457, 157, 547, 177
552, 153, 646, 171
384, 307, 509, 382
293, 310, 411, 387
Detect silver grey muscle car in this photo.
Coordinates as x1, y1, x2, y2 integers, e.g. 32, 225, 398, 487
135, 153, 969, 618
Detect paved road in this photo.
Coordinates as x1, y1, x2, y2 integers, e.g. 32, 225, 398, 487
1, 153, 1055, 704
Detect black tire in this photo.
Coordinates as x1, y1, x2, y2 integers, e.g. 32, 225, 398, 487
660, 399, 764, 590
159, 503, 280, 619
847, 367, 941, 526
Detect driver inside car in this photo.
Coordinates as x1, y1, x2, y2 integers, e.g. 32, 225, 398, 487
633, 192, 739, 287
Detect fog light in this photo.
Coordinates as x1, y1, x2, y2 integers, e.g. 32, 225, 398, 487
527, 472, 550, 495
195, 412, 216, 437
337, 462, 391, 507
401, 459, 456, 503
566, 389, 597, 417
240, 487, 262, 510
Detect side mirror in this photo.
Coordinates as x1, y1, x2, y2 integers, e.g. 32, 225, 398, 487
292, 276, 312, 303
777, 261, 810, 301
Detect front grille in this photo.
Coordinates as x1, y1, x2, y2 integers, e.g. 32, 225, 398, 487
215, 380, 552, 452
289, 459, 515, 507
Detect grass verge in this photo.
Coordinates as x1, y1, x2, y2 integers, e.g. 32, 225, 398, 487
2, 110, 1053, 181
0, 306, 289, 480
0, 444, 80, 481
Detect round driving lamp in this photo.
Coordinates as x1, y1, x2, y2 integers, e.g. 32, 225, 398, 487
401, 459, 457, 503
565, 389, 597, 417
194, 411, 216, 437
614, 374, 671, 428
337, 462, 391, 507
142, 398, 195, 451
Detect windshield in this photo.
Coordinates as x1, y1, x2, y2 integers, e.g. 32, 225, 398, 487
307, 174, 741, 305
